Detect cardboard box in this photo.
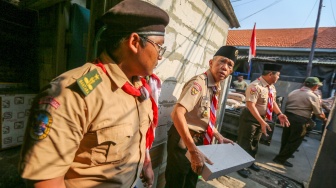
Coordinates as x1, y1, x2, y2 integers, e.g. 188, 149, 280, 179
186, 144, 255, 181
1, 94, 35, 150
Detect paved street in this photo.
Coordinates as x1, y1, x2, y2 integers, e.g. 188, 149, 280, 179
197, 126, 320, 188
0, 126, 320, 188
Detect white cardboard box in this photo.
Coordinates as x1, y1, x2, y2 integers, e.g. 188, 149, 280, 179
1, 94, 35, 150
186, 144, 255, 181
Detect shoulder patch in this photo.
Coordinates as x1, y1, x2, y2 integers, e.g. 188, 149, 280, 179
39, 96, 60, 109
191, 82, 202, 95
76, 69, 102, 96
250, 87, 257, 95
30, 110, 53, 140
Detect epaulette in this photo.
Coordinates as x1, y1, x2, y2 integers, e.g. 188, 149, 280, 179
76, 69, 102, 96
199, 73, 207, 80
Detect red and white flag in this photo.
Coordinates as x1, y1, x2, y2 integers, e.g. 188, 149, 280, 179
248, 23, 256, 71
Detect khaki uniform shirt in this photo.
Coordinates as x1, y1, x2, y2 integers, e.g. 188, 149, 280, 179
285, 86, 323, 118
233, 80, 248, 90
177, 70, 220, 133
19, 52, 153, 188
245, 77, 276, 116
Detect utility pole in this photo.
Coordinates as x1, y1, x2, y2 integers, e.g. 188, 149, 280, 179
307, 0, 323, 77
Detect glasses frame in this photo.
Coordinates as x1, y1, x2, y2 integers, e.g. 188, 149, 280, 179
140, 37, 166, 57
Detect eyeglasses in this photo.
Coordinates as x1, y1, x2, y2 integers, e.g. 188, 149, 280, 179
142, 37, 166, 57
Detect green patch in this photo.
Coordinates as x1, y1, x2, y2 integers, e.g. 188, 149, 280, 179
76, 69, 102, 96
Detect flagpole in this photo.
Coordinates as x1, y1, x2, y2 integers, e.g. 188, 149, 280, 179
248, 60, 252, 80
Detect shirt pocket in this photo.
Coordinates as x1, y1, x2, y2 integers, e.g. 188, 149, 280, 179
198, 99, 210, 118
91, 124, 134, 166
260, 93, 268, 104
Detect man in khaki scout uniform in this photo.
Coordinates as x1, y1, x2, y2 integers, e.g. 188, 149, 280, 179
273, 77, 327, 167
232, 74, 248, 90
237, 64, 290, 178
165, 46, 237, 188
18, 0, 169, 188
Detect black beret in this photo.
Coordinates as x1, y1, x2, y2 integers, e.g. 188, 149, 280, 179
101, 0, 169, 36
214, 46, 238, 63
263, 63, 282, 72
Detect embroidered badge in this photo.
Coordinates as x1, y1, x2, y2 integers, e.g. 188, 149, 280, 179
39, 96, 60, 109
193, 82, 202, 91
202, 110, 209, 118
76, 69, 102, 96
250, 87, 257, 95
191, 82, 202, 95
30, 110, 53, 140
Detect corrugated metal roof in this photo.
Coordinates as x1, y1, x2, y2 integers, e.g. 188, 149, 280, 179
238, 54, 336, 65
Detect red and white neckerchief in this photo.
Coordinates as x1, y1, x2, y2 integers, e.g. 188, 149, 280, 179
257, 77, 273, 121
145, 74, 161, 151
120, 77, 160, 151
266, 85, 273, 121
95, 60, 160, 151
203, 72, 218, 145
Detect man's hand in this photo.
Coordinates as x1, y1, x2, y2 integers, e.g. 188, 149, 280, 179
278, 114, 290, 127
213, 132, 234, 145
140, 152, 154, 188
189, 148, 213, 175
261, 121, 272, 137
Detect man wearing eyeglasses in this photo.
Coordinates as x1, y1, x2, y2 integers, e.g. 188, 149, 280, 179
19, 0, 169, 188
165, 46, 237, 188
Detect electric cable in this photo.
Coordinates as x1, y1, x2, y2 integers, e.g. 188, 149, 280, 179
238, 0, 285, 22
302, 0, 318, 27
235, 0, 259, 8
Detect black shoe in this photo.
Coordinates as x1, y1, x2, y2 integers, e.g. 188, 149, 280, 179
273, 158, 293, 167
249, 163, 260, 172
237, 169, 250, 178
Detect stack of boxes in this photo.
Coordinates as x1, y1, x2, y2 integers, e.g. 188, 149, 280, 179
0, 83, 35, 150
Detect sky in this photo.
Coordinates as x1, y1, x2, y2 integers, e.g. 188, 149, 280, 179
230, 0, 336, 30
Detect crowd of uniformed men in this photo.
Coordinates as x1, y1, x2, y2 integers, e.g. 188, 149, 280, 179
17, 0, 331, 188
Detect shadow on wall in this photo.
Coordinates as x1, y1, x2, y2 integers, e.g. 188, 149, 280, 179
154, 77, 178, 145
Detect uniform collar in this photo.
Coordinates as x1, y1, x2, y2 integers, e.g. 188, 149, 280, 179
300, 86, 313, 92
205, 70, 221, 91
259, 76, 271, 87
98, 51, 142, 88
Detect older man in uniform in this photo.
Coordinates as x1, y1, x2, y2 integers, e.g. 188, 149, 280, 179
165, 46, 236, 188
273, 77, 327, 167
18, 1, 169, 188
237, 63, 290, 178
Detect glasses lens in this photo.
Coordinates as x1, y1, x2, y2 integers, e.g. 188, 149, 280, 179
143, 37, 166, 57
159, 46, 166, 57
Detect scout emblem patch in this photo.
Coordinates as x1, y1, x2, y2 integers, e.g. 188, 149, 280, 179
250, 87, 257, 95
77, 69, 102, 96
191, 82, 202, 95
30, 110, 53, 140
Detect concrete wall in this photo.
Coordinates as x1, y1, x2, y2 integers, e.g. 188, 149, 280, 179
148, 0, 230, 145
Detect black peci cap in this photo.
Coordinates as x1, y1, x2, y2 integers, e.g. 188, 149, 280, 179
214, 46, 238, 63
101, 0, 169, 36
263, 63, 282, 72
